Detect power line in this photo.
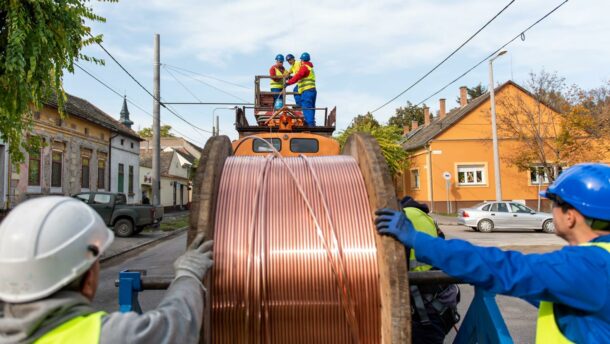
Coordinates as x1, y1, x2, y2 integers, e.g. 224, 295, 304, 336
415, 0, 569, 107
370, 0, 516, 113
165, 65, 251, 103
163, 63, 251, 90
74, 63, 207, 145
164, 66, 205, 102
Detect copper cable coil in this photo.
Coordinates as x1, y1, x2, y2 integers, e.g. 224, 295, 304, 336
211, 155, 381, 343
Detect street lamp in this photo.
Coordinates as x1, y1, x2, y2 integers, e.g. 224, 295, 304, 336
489, 50, 507, 201
212, 107, 236, 136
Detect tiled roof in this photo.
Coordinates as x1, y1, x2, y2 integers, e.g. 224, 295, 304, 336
140, 150, 174, 176
45, 92, 143, 141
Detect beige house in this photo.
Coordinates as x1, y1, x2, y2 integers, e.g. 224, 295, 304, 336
140, 148, 192, 210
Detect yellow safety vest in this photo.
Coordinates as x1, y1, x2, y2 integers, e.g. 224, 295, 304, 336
404, 207, 438, 272
297, 64, 316, 94
270, 66, 284, 89
287, 61, 301, 77
535, 242, 610, 344
35, 311, 106, 344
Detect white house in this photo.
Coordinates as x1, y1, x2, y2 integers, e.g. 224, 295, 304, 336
110, 98, 143, 204
140, 148, 192, 210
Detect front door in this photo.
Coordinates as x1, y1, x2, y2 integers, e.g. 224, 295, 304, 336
489, 202, 511, 228
90, 193, 114, 224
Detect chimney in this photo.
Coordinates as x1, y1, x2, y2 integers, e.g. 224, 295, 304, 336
439, 98, 446, 119
423, 106, 430, 126
403, 125, 409, 136
460, 86, 468, 107
411, 120, 419, 131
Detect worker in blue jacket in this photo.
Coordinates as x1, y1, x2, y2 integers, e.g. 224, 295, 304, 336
375, 163, 610, 343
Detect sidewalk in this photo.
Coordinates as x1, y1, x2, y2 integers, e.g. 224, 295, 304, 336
430, 213, 459, 226
101, 227, 187, 262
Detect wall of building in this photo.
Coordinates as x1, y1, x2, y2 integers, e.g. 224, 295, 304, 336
110, 135, 141, 203
0, 140, 7, 210
140, 165, 189, 209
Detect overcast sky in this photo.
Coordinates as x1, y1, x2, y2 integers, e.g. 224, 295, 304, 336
63, 0, 610, 146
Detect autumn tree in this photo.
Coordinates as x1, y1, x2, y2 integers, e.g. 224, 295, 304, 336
497, 71, 606, 182
336, 114, 408, 177
388, 101, 427, 129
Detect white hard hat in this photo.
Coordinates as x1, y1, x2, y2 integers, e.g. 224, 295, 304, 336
0, 196, 114, 303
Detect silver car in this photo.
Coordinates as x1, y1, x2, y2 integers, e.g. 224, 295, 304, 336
457, 201, 555, 233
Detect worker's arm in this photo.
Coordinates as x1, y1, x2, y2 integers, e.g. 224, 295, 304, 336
100, 276, 204, 344
269, 66, 283, 82
287, 64, 310, 85
375, 208, 608, 312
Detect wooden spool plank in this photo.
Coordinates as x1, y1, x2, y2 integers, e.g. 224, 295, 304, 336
342, 132, 411, 344
188, 135, 232, 344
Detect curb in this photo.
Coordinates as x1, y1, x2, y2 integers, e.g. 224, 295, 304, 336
101, 227, 189, 263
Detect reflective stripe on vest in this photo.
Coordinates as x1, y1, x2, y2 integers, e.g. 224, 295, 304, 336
270, 67, 284, 89
35, 311, 106, 344
297, 65, 316, 93
535, 242, 610, 343
404, 207, 438, 272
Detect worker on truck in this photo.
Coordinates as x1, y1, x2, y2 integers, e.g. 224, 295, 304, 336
269, 54, 286, 103
283, 53, 302, 107
0, 197, 214, 344
287, 52, 316, 126
375, 163, 610, 343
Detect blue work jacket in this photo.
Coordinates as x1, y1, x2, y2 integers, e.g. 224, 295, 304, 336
411, 232, 610, 343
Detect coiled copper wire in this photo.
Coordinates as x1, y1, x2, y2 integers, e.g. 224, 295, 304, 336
212, 155, 381, 343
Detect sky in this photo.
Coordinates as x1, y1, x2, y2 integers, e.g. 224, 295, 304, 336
63, 0, 610, 147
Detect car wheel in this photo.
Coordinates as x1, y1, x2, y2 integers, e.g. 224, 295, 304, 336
542, 219, 555, 233
114, 219, 134, 237
478, 219, 494, 233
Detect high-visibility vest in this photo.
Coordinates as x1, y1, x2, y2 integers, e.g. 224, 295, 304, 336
35, 311, 106, 344
297, 64, 316, 94
270, 66, 284, 89
288, 61, 301, 76
403, 207, 438, 272
535, 242, 610, 344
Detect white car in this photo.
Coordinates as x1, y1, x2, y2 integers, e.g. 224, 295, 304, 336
457, 201, 555, 233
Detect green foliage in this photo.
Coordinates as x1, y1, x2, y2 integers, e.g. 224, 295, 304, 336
455, 83, 487, 104
336, 119, 409, 177
349, 112, 380, 128
138, 124, 175, 138
0, 0, 116, 163
388, 101, 426, 129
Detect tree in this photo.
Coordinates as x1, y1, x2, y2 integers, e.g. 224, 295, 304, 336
138, 124, 175, 138
388, 101, 426, 129
0, 1, 115, 163
455, 83, 487, 104
336, 118, 409, 177
497, 71, 606, 182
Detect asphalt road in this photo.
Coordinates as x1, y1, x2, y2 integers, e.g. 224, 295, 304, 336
96, 227, 547, 342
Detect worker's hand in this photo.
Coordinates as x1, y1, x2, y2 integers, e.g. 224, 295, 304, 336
174, 235, 214, 284
374, 208, 416, 247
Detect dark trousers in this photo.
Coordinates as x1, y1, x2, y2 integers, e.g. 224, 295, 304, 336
412, 311, 447, 344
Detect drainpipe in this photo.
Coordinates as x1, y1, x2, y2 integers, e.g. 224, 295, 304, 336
108, 133, 119, 192
427, 144, 434, 213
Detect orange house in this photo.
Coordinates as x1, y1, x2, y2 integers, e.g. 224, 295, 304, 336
399, 81, 609, 213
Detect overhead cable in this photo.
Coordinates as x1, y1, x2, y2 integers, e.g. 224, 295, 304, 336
415, 0, 569, 106
370, 0, 516, 113
163, 63, 251, 90
164, 65, 251, 103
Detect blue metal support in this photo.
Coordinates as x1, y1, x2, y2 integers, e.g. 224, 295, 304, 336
453, 287, 513, 344
118, 270, 143, 314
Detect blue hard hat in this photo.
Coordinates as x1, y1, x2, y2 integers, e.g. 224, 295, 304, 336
300, 52, 310, 62
540, 163, 610, 221
286, 54, 295, 60
275, 54, 284, 62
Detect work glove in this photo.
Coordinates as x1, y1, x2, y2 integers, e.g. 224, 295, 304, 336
374, 208, 417, 247
174, 235, 214, 287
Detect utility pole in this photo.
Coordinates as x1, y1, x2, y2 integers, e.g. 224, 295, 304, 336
152, 34, 161, 206
215, 116, 219, 136
489, 50, 507, 202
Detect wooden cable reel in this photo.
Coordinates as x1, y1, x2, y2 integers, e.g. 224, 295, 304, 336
189, 133, 410, 343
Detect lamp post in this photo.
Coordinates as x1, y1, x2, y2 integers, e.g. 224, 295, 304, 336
489, 50, 507, 202
212, 107, 235, 136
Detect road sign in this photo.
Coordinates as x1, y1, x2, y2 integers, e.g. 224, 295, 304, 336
442, 171, 452, 180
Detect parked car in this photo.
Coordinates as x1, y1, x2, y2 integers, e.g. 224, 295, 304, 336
457, 201, 554, 233
73, 192, 164, 237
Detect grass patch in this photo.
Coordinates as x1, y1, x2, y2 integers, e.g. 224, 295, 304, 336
158, 216, 189, 232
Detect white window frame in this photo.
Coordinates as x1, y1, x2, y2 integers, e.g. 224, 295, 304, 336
456, 164, 487, 186
410, 168, 420, 189
529, 165, 550, 185
50, 150, 63, 193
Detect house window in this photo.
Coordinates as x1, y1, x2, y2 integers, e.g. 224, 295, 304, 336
98, 159, 106, 189
530, 166, 550, 185
128, 165, 134, 195
118, 163, 124, 193
81, 157, 90, 189
130, 142, 134, 149
51, 151, 62, 188
457, 164, 486, 185
120, 139, 124, 146
100, 133, 105, 140
410, 169, 420, 189
28, 150, 41, 186
84, 128, 89, 136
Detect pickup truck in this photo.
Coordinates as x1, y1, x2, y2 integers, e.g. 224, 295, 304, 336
73, 192, 164, 237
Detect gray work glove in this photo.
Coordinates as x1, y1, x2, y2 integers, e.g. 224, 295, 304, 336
174, 235, 214, 290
